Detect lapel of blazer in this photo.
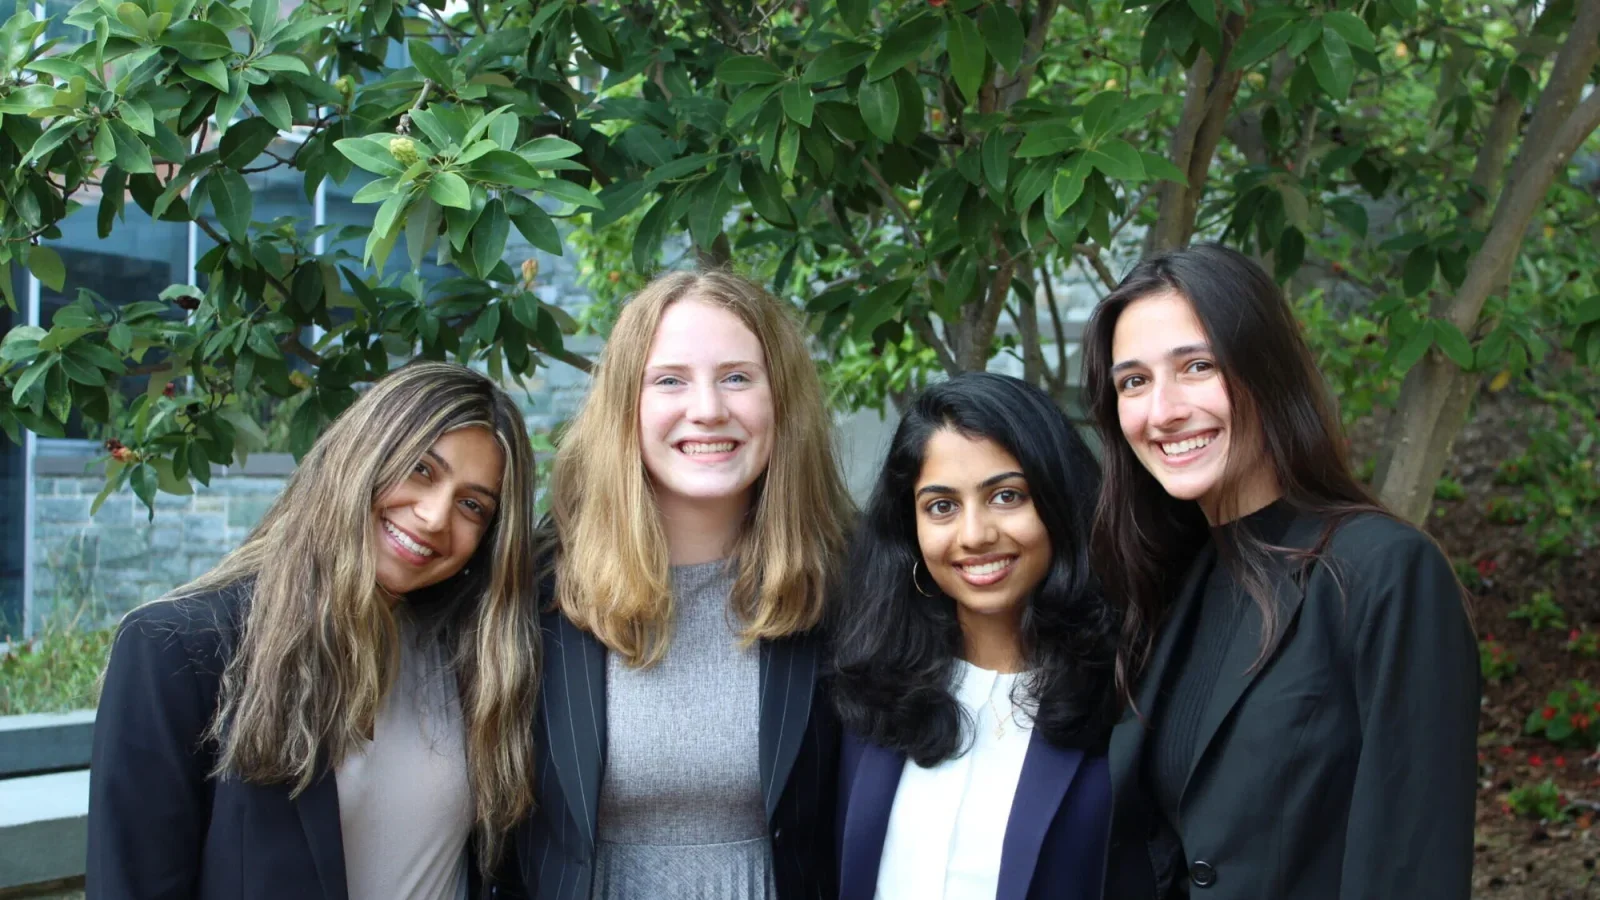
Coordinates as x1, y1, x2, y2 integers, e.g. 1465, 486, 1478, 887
837, 736, 905, 900
1179, 512, 1323, 805
1107, 541, 1218, 816
294, 771, 350, 900
996, 732, 1084, 900
539, 608, 608, 856
758, 631, 818, 822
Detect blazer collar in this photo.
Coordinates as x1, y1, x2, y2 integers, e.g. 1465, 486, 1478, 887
838, 730, 1085, 900
1177, 510, 1324, 805
538, 608, 608, 856
538, 613, 821, 853
758, 632, 820, 821
294, 771, 350, 900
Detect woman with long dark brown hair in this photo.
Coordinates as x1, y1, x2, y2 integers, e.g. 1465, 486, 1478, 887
1081, 244, 1478, 899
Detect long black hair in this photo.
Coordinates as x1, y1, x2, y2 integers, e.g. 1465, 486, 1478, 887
1080, 244, 1387, 704
831, 372, 1118, 766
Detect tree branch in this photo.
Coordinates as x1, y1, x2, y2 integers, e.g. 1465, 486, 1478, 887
1073, 243, 1119, 290
909, 314, 961, 375
860, 158, 925, 250
1042, 269, 1069, 388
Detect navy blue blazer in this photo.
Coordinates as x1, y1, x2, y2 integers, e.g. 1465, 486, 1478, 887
836, 728, 1112, 900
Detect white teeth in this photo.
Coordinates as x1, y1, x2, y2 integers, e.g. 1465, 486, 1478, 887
384, 520, 435, 557
1160, 435, 1214, 456
959, 558, 1013, 576
681, 441, 736, 455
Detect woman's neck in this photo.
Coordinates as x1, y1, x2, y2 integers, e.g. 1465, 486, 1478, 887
958, 608, 1027, 673
659, 494, 748, 565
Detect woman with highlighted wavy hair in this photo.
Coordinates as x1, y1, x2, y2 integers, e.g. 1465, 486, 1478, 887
87, 361, 541, 900
521, 269, 853, 900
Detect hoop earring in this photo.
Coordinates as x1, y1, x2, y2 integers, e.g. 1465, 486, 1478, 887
912, 561, 935, 598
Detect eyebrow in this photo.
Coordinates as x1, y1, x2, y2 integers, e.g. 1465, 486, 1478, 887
1109, 343, 1212, 375
425, 449, 501, 504
645, 360, 767, 372
914, 471, 1027, 497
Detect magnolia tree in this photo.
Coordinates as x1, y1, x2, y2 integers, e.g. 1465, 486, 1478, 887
0, 0, 1597, 521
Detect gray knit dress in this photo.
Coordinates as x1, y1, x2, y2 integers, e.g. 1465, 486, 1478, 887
591, 559, 774, 900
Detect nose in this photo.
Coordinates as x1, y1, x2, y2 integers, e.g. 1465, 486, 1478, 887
688, 380, 728, 423
1148, 378, 1191, 431
413, 485, 452, 533
957, 503, 997, 550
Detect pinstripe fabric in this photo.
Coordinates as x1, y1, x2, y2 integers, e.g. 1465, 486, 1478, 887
517, 607, 839, 900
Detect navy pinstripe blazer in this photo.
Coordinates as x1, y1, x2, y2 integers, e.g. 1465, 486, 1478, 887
515, 605, 841, 900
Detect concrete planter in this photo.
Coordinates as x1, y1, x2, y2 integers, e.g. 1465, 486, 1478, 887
0, 711, 93, 892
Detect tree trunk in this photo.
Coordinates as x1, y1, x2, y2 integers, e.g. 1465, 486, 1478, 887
1373, 1, 1600, 523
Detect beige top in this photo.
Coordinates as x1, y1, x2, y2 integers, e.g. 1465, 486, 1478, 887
335, 617, 471, 900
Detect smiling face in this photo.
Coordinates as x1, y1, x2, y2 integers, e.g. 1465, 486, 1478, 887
913, 428, 1051, 635
638, 297, 775, 516
1109, 290, 1277, 521
372, 425, 504, 598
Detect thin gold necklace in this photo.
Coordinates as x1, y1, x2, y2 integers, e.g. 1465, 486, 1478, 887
984, 674, 1015, 738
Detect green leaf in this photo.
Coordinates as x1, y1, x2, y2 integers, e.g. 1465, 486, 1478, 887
982, 132, 1012, 195
11, 357, 52, 406
1187, 0, 1217, 30
253, 84, 292, 131
1435, 321, 1474, 370
210, 169, 253, 241
93, 123, 118, 166
859, 76, 900, 143
1321, 11, 1375, 52
509, 200, 563, 256
866, 15, 943, 82
130, 462, 159, 516
1308, 30, 1354, 99
727, 84, 781, 126
59, 351, 106, 386
838, 0, 868, 32
27, 245, 65, 292
220, 117, 280, 169
632, 195, 670, 272
781, 82, 815, 127
408, 39, 455, 88
1231, 17, 1298, 71
1015, 123, 1078, 158
571, 4, 619, 64
778, 125, 800, 177
1139, 151, 1187, 186
538, 178, 603, 210
462, 150, 543, 188
470, 198, 510, 278
1393, 323, 1434, 372
1327, 197, 1367, 236
718, 55, 786, 85
947, 12, 985, 103
335, 136, 406, 176
519, 135, 584, 164
803, 42, 874, 84
1574, 296, 1600, 325
429, 171, 472, 209
181, 58, 230, 91
162, 19, 234, 60
1403, 245, 1435, 296
740, 162, 796, 228
978, 3, 1025, 74
1052, 165, 1088, 216
108, 119, 154, 174
1085, 139, 1146, 181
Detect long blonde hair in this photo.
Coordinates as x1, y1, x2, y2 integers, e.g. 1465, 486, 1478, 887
174, 361, 539, 869
551, 270, 852, 667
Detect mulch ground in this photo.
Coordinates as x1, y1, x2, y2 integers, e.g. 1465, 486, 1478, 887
1356, 391, 1600, 899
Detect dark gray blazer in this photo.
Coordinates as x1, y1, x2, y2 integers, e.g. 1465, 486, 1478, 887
516, 605, 839, 900
1104, 511, 1479, 900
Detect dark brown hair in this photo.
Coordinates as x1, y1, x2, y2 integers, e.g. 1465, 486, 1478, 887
1081, 244, 1386, 704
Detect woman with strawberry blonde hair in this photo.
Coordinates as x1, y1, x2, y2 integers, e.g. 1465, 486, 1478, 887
520, 269, 853, 900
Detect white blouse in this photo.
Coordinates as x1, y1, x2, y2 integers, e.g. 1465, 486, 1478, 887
874, 661, 1036, 900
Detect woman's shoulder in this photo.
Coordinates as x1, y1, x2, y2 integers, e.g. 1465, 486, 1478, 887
116, 582, 250, 659
1319, 510, 1444, 566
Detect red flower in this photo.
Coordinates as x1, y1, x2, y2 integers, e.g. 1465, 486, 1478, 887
1500, 746, 1515, 757
163, 381, 176, 398
1544, 707, 1559, 720
1573, 714, 1590, 731
1557, 756, 1568, 768
1530, 754, 1545, 767
1572, 630, 1583, 642
1487, 632, 1497, 642
1475, 558, 1497, 577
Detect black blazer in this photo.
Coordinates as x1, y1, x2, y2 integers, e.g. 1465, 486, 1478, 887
516, 605, 839, 900
1104, 511, 1480, 900
86, 587, 503, 900
837, 728, 1112, 900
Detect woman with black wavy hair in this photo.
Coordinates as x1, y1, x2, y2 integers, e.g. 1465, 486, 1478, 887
832, 372, 1121, 900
